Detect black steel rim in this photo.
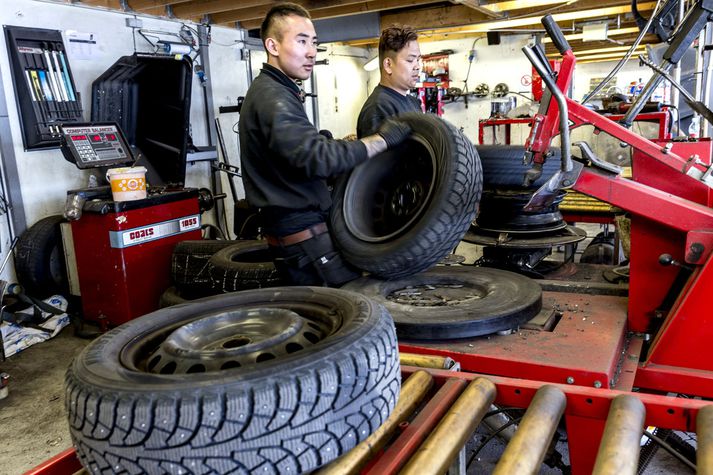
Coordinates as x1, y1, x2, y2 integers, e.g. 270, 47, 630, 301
343, 134, 437, 243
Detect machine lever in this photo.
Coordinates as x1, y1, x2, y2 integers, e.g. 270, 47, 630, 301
659, 253, 694, 271
573, 142, 622, 175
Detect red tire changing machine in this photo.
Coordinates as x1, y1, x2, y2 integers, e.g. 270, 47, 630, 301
59, 123, 203, 330
396, 7, 713, 473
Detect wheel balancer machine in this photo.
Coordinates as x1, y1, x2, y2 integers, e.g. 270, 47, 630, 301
59, 122, 205, 329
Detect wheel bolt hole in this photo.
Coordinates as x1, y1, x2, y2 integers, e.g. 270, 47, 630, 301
256, 353, 276, 363
147, 355, 161, 371
221, 361, 241, 370
286, 343, 304, 354
187, 364, 206, 374
159, 362, 177, 374
304, 332, 320, 344
223, 337, 251, 349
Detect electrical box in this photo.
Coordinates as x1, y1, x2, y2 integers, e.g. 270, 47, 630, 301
4, 25, 82, 150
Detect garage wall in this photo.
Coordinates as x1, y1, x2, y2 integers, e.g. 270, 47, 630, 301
0, 0, 249, 282
361, 34, 657, 146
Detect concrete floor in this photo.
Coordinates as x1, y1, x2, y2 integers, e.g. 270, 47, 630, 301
1, 323, 91, 473
0, 230, 696, 474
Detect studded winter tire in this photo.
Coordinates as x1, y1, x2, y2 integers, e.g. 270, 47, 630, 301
331, 113, 482, 279
65, 287, 400, 474
207, 240, 283, 292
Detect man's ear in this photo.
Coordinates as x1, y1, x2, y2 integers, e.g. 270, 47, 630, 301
383, 57, 392, 75
265, 37, 279, 56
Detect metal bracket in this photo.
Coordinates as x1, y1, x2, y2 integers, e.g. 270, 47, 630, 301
212, 162, 241, 178
573, 141, 622, 174
684, 155, 713, 187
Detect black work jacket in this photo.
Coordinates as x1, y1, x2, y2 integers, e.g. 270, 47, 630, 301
357, 84, 422, 137
239, 64, 368, 218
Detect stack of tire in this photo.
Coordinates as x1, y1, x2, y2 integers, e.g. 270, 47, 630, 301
475, 145, 565, 233
161, 239, 285, 306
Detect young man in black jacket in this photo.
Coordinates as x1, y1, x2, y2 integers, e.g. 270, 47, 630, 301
239, 3, 411, 286
357, 25, 423, 138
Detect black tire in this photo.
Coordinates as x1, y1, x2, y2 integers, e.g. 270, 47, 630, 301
344, 266, 542, 340
207, 240, 283, 292
478, 145, 561, 189
14, 215, 68, 298
158, 286, 202, 308
65, 287, 400, 474
331, 113, 482, 279
171, 240, 238, 288
580, 232, 616, 264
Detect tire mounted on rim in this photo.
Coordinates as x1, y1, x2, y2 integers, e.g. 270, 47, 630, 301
331, 113, 482, 278
65, 287, 400, 474
344, 267, 542, 339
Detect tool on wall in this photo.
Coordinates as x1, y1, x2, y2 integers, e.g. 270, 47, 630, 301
4, 26, 83, 149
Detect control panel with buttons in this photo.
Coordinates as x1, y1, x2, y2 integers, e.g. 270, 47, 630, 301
60, 123, 133, 169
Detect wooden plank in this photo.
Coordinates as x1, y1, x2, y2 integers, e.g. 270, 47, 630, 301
408, 2, 656, 35
222, 0, 441, 28
128, 0, 193, 10
382, 0, 642, 31
174, 0, 369, 19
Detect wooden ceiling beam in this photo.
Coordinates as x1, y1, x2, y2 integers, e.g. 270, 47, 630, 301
178, 0, 389, 19
128, 0, 193, 10
382, 0, 641, 31
450, 0, 503, 19
410, 2, 655, 36
219, 0, 442, 28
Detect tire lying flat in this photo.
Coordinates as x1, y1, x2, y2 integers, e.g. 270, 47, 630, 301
171, 240, 238, 288
331, 113, 482, 279
207, 240, 283, 292
344, 266, 542, 340
477, 145, 561, 189
65, 287, 400, 474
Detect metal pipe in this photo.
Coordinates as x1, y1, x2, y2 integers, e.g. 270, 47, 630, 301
493, 385, 566, 475
400, 353, 454, 369
522, 46, 571, 172
370, 378, 467, 474
399, 377, 496, 475
592, 395, 646, 475
670, 0, 687, 121
703, 24, 713, 138
317, 370, 434, 475
698, 404, 713, 475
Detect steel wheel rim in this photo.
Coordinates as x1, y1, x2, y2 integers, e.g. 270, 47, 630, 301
120, 305, 339, 375
343, 134, 437, 243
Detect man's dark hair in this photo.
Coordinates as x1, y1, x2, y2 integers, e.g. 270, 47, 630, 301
260, 3, 311, 47
378, 25, 418, 64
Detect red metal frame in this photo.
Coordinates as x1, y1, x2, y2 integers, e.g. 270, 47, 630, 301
408, 11, 713, 412
523, 39, 713, 396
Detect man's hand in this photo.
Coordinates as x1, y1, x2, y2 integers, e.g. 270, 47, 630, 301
377, 119, 412, 149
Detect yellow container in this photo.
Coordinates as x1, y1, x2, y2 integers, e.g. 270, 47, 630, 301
106, 166, 147, 201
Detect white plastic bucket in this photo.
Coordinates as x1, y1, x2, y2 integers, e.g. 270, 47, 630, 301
106, 166, 148, 201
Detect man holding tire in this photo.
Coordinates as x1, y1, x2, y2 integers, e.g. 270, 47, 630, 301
239, 3, 412, 286
357, 25, 423, 137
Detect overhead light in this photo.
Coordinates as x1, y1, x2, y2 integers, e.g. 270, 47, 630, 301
363, 56, 379, 71
582, 22, 608, 41
544, 27, 639, 43
428, 2, 656, 35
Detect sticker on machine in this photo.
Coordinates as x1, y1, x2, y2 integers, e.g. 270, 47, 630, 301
109, 214, 201, 248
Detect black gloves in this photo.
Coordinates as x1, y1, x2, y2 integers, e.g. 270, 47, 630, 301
377, 119, 412, 149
